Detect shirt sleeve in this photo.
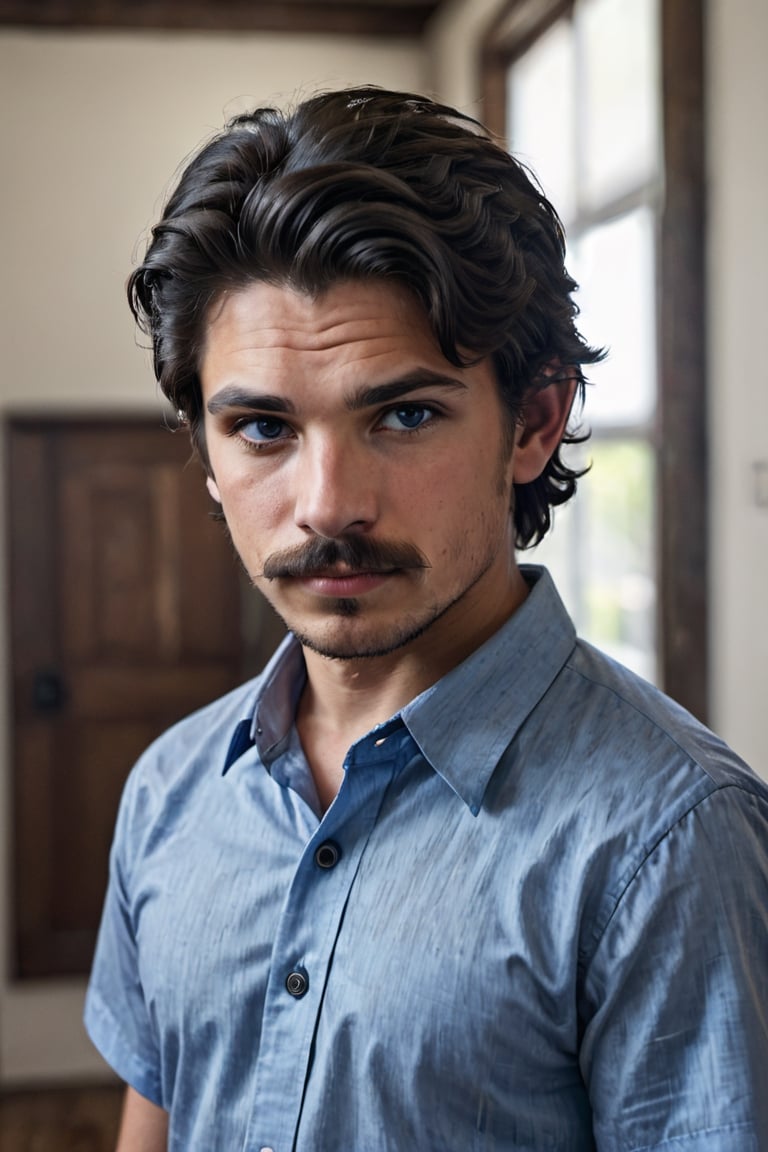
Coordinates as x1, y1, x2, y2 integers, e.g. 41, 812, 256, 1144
580, 783, 768, 1152
84, 768, 164, 1107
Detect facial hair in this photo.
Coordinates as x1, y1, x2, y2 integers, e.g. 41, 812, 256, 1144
260, 534, 429, 581
256, 532, 506, 662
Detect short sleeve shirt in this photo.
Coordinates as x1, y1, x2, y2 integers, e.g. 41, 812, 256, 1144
85, 567, 768, 1151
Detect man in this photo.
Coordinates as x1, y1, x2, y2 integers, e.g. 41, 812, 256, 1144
86, 88, 768, 1151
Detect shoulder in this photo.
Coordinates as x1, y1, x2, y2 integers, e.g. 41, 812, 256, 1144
110, 632, 305, 866
111, 668, 269, 869
501, 634, 768, 948
550, 636, 763, 801
131, 675, 261, 788
508, 567, 763, 804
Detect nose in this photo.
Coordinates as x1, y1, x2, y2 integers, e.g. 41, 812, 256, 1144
292, 434, 379, 538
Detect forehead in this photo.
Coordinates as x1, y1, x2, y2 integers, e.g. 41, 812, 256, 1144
200, 279, 447, 386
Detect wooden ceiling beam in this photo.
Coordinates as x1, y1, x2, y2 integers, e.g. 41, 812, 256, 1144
0, 0, 440, 38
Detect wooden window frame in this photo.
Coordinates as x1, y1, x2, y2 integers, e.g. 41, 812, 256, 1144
482, 0, 708, 721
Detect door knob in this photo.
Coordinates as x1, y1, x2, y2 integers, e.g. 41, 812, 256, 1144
32, 669, 67, 714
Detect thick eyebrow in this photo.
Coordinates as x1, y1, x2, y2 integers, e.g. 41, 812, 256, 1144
205, 370, 467, 418
345, 370, 468, 410
206, 386, 297, 417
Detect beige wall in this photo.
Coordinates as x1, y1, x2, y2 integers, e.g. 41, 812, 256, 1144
706, 0, 768, 773
0, 26, 426, 1085
426, 0, 502, 112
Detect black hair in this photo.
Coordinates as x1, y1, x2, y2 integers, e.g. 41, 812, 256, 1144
129, 86, 603, 546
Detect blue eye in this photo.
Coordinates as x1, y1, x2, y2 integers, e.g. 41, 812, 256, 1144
238, 416, 288, 443
380, 405, 434, 431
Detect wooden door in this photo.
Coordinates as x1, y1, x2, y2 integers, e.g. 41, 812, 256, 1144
7, 417, 260, 978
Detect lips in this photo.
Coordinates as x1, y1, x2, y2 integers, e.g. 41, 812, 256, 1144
298, 570, 394, 597
308, 565, 390, 579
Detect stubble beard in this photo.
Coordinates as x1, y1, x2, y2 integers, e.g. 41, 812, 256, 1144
286, 595, 443, 661
272, 543, 502, 662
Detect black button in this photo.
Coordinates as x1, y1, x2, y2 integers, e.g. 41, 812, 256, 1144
314, 840, 341, 869
286, 969, 308, 998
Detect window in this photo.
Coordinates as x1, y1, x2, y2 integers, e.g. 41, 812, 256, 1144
483, 0, 707, 717
508, 0, 660, 682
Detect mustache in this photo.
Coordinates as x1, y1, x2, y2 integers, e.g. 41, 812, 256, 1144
260, 536, 429, 580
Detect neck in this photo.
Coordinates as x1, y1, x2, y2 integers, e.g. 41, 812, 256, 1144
295, 566, 530, 810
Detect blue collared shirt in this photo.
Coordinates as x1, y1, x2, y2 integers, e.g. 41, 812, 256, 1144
85, 567, 768, 1151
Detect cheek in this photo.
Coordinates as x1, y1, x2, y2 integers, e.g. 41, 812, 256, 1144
214, 477, 289, 569
443, 475, 511, 564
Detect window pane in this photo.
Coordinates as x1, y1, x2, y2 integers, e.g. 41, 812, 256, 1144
530, 438, 657, 683
583, 439, 656, 680
507, 18, 576, 224
578, 0, 659, 207
570, 207, 656, 428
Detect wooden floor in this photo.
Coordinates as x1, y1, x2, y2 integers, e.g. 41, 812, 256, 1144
0, 1085, 123, 1152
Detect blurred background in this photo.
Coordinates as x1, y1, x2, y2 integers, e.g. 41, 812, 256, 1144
0, 0, 765, 1138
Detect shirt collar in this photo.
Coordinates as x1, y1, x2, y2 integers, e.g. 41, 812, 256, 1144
252, 637, 307, 762
400, 566, 576, 811
224, 566, 576, 805
221, 637, 304, 774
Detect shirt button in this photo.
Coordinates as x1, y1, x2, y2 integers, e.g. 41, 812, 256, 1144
314, 840, 341, 869
286, 969, 308, 998
259, 1147, 274, 1152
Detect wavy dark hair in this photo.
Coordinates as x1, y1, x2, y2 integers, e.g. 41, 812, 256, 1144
129, 86, 603, 547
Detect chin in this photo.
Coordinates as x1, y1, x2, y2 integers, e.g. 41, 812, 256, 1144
288, 608, 441, 662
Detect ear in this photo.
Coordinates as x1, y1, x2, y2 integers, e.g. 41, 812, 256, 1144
512, 369, 577, 484
206, 475, 222, 503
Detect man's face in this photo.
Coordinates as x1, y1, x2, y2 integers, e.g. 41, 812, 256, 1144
200, 279, 529, 663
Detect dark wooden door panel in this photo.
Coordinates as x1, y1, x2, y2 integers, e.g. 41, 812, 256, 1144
0, 1084, 123, 1151
8, 417, 249, 978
